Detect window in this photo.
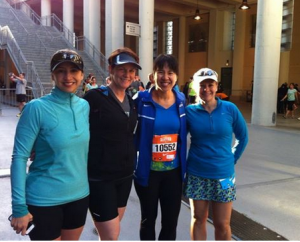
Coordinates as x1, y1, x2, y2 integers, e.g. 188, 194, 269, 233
165, 21, 173, 54
250, 0, 294, 50
188, 22, 208, 52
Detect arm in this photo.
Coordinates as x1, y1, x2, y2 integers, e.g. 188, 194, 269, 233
281, 94, 287, 101
232, 106, 249, 164
10, 101, 41, 234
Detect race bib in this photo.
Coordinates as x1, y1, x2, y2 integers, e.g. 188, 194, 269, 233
152, 134, 178, 162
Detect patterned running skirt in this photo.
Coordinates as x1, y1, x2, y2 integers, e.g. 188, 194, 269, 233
183, 173, 236, 203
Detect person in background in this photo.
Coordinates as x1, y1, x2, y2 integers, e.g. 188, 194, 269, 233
133, 54, 187, 240
182, 77, 193, 103
10, 49, 90, 240
277, 83, 288, 114
183, 68, 248, 240
145, 73, 154, 90
281, 83, 299, 119
9, 72, 27, 117
85, 76, 98, 91
82, 73, 93, 95
188, 77, 197, 105
216, 89, 229, 101
127, 75, 144, 97
83, 47, 140, 240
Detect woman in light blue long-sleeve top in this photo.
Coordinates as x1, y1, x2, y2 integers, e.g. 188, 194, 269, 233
10, 49, 90, 240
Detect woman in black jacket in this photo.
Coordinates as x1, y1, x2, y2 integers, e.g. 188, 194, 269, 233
83, 47, 140, 240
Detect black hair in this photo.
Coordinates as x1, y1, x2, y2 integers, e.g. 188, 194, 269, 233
153, 54, 179, 75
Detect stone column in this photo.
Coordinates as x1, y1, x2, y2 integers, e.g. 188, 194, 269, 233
251, 0, 283, 126
63, 0, 74, 43
41, 0, 51, 26
105, 0, 124, 57
89, 0, 101, 52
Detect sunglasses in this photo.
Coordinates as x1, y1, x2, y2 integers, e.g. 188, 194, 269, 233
198, 70, 218, 78
51, 51, 84, 71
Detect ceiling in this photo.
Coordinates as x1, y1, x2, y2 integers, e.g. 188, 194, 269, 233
25, 0, 257, 34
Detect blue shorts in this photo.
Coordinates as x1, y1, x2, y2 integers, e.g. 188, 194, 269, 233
183, 173, 236, 203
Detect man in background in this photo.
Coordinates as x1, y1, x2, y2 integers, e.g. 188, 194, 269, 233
10, 72, 27, 117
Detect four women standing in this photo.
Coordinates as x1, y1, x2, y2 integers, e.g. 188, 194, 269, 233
10, 47, 248, 241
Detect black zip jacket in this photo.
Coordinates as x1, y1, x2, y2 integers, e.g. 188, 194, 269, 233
83, 86, 137, 181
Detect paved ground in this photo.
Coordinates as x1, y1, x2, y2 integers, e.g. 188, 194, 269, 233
1, 101, 300, 240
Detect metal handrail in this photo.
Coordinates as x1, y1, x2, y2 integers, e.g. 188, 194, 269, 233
8, 8, 29, 40
7, 5, 50, 57
0, 25, 45, 98
4, 0, 109, 86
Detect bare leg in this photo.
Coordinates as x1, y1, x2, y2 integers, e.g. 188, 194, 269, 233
19, 102, 25, 112
94, 206, 126, 240
211, 201, 232, 240
52, 226, 84, 240
190, 199, 209, 240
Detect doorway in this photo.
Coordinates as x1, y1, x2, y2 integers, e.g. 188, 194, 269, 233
220, 67, 232, 96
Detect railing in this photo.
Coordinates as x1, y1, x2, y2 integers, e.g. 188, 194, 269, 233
4, 0, 109, 90
75, 36, 108, 83
0, 87, 34, 115
0, 25, 45, 97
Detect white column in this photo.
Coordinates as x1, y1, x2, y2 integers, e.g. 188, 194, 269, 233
105, 0, 124, 57
251, 0, 283, 126
89, 0, 101, 52
63, 0, 74, 43
83, 0, 89, 39
139, 0, 154, 86
41, 0, 51, 26
178, 16, 186, 87
231, 5, 246, 99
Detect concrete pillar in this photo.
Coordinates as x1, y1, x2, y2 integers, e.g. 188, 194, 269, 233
89, 0, 101, 52
63, 0, 74, 43
139, 0, 154, 85
105, 0, 124, 57
41, 0, 51, 26
83, 0, 89, 39
251, 0, 283, 126
231, 5, 246, 100
178, 16, 186, 87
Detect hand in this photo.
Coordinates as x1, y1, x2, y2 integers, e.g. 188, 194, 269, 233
10, 213, 33, 236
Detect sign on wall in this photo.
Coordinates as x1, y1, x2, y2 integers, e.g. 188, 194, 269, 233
126, 22, 140, 37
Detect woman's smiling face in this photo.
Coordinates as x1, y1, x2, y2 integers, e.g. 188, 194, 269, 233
154, 64, 177, 92
51, 62, 84, 93
199, 79, 218, 102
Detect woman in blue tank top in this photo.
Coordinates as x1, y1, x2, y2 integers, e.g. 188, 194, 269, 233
133, 54, 187, 240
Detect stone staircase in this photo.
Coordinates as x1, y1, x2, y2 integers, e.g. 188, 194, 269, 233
0, 0, 108, 97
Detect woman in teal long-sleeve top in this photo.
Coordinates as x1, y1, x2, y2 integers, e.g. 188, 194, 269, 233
10, 49, 90, 240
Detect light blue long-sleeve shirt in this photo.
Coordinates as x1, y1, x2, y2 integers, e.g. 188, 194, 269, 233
11, 87, 90, 217
186, 99, 248, 179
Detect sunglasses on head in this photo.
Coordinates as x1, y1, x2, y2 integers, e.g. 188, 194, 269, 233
51, 51, 84, 71
52, 53, 82, 64
198, 70, 217, 77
